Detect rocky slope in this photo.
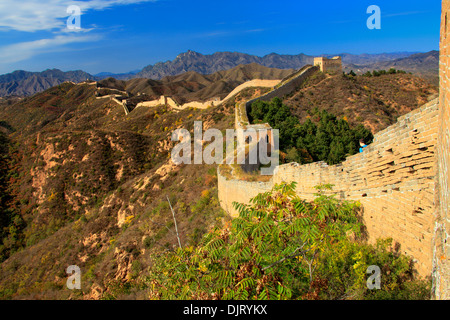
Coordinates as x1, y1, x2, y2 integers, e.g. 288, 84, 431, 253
0, 73, 273, 299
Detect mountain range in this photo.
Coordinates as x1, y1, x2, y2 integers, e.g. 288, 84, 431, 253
135, 51, 420, 79
0, 69, 93, 97
0, 50, 438, 97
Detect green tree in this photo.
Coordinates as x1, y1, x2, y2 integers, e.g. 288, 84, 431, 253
250, 98, 373, 165
388, 68, 397, 75
285, 147, 300, 163
328, 140, 346, 164
143, 182, 430, 300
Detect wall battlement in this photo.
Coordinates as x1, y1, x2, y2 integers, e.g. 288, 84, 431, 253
314, 56, 343, 74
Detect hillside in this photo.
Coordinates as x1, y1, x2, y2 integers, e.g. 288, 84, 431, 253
0, 74, 274, 299
343, 51, 439, 86
283, 70, 438, 134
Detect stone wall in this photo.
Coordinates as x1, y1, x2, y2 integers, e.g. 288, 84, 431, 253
134, 79, 281, 111
219, 98, 439, 277
135, 96, 167, 108
243, 66, 319, 126
217, 168, 273, 216
433, 0, 450, 300
314, 57, 343, 74
235, 65, 319, 132
275, 99, 439, 277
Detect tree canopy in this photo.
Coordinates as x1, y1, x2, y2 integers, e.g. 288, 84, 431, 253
249, 97, 373, 165
142, 182, 430, 300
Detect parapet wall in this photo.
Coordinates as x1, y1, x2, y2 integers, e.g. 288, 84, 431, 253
217, 170, 273, 216
219, 98, 439, 277
434, 0, 450, 300
235, 65, 318, 132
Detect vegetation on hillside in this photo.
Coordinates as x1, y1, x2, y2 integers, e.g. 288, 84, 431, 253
360, 68, 408, 77
284, 70, 438, 134
0, 132, 25, 262
249, 97, 373, 165
0, 81, 237, 299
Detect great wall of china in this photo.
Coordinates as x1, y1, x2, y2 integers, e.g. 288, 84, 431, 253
218, 2, 450, 298
82, 4, 450, 298
93, 79, 283, 115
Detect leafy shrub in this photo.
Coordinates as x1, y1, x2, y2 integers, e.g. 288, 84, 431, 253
144, 182, 429, 300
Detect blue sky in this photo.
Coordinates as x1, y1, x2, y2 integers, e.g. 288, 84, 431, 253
0, 0, 442, 75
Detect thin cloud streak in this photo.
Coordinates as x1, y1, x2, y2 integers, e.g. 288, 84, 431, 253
0, 0, 157, 32
384, 11, 431, 18
0, 34, 101, 64
0, 0, 154, 71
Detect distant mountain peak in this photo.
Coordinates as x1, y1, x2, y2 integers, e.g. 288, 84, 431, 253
0, 69, 94, 97
176, 50, 203, 60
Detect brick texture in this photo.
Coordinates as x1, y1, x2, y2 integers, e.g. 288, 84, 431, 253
434, 0, 450, 300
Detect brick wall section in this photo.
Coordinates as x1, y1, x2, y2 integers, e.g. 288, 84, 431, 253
434, 0, 450, 300
235, 65, 319, 131
217, 169, 273, 216
220, 99, 439, 277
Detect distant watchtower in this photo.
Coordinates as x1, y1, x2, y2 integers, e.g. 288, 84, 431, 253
314, 56, 343, 74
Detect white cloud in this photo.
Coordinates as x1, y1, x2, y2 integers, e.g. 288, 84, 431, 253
0, 34, 101, 64
0, 0, 156, 70
0, 0, 156, 32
